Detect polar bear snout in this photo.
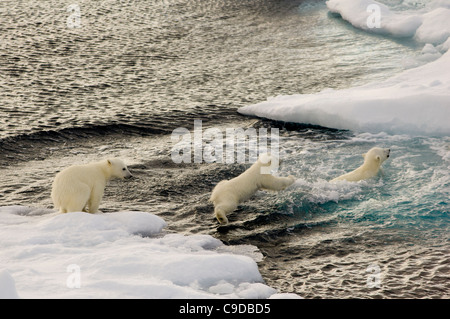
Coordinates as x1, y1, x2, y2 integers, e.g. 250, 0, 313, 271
378, 148, 390, 163
124, 171, 133, 179
120, 166, 133, 179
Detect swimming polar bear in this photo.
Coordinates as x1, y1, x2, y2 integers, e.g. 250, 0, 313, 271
51, 158, 133, 214
331, 147, 390, 182
210, 153, 295, 224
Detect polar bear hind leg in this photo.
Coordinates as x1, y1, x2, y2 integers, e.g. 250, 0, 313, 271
62, 184, 91, 213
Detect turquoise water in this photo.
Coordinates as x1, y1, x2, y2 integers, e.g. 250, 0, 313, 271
250, 132, 450, 298
280, 133, 450, 237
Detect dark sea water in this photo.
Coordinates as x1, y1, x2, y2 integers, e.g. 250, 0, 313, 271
1, 0, 448, 298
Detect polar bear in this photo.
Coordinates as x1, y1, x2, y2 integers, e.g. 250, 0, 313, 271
331, 147, 390, 182
210, 153, 295, 224
51, 158, 133, 214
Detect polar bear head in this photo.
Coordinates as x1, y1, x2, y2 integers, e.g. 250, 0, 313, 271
106, 158, 133, 179
257, 153, 279, 174
363, 147, 390, 167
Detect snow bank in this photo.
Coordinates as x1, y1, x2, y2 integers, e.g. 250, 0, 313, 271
0, 206, 294, 299
326, 0, 450, 45
326, 0, 422, 38
415, 7, 450, 44
239, 49, 450, 135
238, 1, 450, 136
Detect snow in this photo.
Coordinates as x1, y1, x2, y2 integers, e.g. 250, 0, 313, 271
0, 271, 19, 299
326, 0, 422, 38
238, 1, 450, 136
0, 206, 296, 299
326, 0, 450, 45
414, 7, 450, 45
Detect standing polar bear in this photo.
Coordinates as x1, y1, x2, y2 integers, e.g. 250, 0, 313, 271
331, 147, 390, 182
210, 153, 295, 224
51, 158, 133, 214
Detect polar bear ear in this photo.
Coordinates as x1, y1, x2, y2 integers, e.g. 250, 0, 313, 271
107, 159, 112, 166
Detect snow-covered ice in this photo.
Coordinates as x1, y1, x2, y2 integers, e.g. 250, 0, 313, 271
326, 0, 422, 38
326, 0, 450, 45
238, 0, 450, 136
0, 206, 299, 299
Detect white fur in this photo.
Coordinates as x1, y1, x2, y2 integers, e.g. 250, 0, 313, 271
210, 154, 295, 224
331, 147, 390, 182
51, 158, 132, 214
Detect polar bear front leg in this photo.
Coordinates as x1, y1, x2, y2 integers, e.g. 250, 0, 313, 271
214, 201, 238, 224
88, 185, 105, 214
215, 207, 229, 224
260, 175, 295, 191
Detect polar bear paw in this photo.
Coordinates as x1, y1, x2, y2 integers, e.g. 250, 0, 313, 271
215, 208, 229, 225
